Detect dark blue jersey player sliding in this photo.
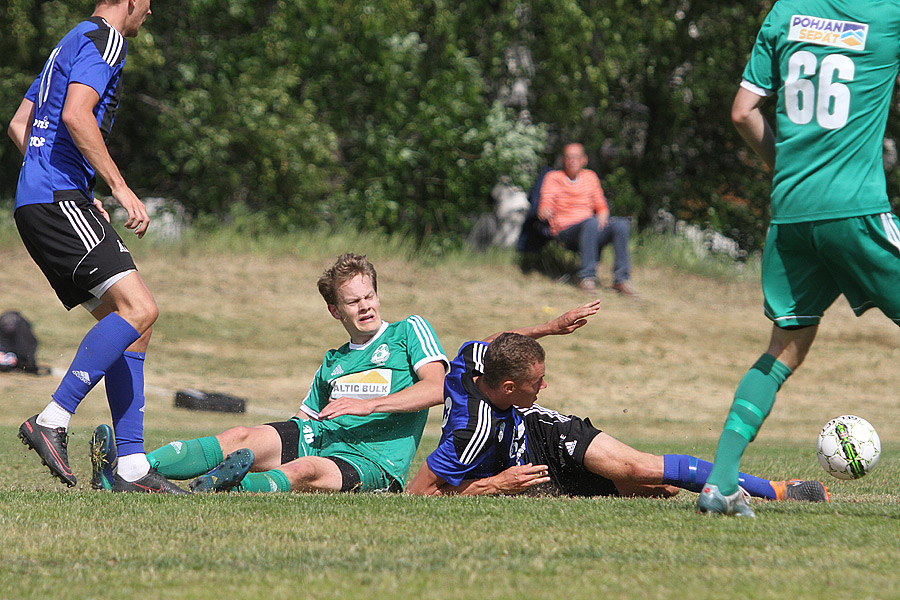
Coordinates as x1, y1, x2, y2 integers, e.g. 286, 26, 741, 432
407, 303, 829, 504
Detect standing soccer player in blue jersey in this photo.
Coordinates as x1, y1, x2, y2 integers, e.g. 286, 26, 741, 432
698, 2, 900, 516
8, 0, 186, 494
407, 307, 828, 504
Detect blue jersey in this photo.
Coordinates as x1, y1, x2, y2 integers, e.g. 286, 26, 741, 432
425, 341, 528, 487
15, 17, 127, 209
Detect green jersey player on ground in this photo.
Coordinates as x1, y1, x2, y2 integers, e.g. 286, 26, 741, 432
699, 1, 900, 516
92, 253, 448, 493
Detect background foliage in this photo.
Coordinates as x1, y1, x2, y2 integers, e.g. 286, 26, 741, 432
2, 0, 899, 250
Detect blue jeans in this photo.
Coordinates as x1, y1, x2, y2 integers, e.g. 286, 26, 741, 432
555, 216, 631, 283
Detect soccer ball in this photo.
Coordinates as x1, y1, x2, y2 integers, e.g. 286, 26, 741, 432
816, 415, 881, 480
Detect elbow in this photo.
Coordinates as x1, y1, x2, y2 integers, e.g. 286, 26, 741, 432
731, 102, 756, 131
60, 106, 77, 132
425, 380, 445, 407
731, 108, 749, 130
8, 120, 23, 147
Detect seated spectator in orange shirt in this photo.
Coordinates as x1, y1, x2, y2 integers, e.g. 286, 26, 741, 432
538, 143, 635, 295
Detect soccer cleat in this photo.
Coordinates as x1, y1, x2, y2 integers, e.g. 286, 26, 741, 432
90, 424, 118, 491
697, 483, 756, 517
18, 415, 76, 487
189, 448, 255, 493
112, 468, 191, 494
772, 479, 830, 503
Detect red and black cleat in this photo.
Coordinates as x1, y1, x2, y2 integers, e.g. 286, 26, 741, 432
18, 415, 76, 487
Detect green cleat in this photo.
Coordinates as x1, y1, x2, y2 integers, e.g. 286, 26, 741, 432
90, 424, 118, 491
189, 448, 254, 493
697, 483, 756, 517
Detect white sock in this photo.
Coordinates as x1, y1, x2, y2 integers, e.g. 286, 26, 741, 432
36, 401, 72, 430
117, 453, 151, 482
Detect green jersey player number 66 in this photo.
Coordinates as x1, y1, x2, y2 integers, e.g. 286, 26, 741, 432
785, 51, 854, 129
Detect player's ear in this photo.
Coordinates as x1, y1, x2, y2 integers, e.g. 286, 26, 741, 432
501, 379, 516, 395
327, 304, 342, 321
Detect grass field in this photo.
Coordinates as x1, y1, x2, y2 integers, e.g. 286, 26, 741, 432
1, 231, 898, 599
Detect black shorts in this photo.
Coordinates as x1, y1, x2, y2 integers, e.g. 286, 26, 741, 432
521, 405, 619, 497
15, 197, 137, 310
265, 420, 364, 493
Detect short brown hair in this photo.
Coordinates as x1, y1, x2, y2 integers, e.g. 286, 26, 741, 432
481, 333, 545, 389
317, 253, 378, 305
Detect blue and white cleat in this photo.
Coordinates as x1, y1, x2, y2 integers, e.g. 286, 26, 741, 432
697, 483, 755, 517
189, 448, 255, 493
90, 424, 118, 491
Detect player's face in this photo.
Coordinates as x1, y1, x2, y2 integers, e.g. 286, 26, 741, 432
123, 0, 152, 37
563, 144, 587, 179
330, 274, 382, 344
509, 361, 546, 409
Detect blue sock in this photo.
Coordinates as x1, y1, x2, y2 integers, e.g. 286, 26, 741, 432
106, 351, 146, 456
52, 313, 141, 413
663, 454, 777, 499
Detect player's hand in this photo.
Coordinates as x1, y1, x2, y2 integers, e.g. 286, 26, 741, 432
93, 198, 111, 223
112, 184, 150, 238
546, 300, 602, 335
490, 463, 551, 494
318, 397, 376, 419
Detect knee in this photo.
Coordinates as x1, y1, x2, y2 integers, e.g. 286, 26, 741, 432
221, 426, 257, 446
610, 217, 631, 238
120, 300, 158, 334
136, 301, 159, 332
280, 458, 317, 483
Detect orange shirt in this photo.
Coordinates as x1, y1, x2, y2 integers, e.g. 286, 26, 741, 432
537, 169, 608, 236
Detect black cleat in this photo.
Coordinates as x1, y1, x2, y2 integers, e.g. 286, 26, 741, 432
189, 448, 255, 493
773, 479, 831, 503
18, 415, 76, 487
112, 468, 191, 495
90, 424, 118, 491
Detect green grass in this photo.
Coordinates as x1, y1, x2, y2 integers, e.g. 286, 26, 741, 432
2, 218, 899, 598
2, 429, 898, 600
632, 231, 762, 282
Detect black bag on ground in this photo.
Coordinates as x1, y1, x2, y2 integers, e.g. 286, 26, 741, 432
0, 311, 40, 373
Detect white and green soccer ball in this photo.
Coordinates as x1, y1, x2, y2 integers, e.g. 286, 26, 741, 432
816, 415, 881, 480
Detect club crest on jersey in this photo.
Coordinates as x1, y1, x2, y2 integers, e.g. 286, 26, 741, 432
497, 422, 506, 443
788, 15, 868, 51
370, 343, 390, 365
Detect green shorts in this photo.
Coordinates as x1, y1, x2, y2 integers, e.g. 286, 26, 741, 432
762, 213, 900, 328
277, 418, 398, 492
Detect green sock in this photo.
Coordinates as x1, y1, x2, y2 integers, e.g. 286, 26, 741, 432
146, 436, 224, 479
236, 469, 291, 493
706, 354, 792, 495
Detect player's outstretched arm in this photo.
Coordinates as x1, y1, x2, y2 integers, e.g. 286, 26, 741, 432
317, 360, 446, 420
62, 82, 149, 237
482, 299, 602, 343
8, 98, 34, 155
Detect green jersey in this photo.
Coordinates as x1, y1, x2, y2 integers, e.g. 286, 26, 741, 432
300, 316, 447, 484
743, 1, 900, 223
